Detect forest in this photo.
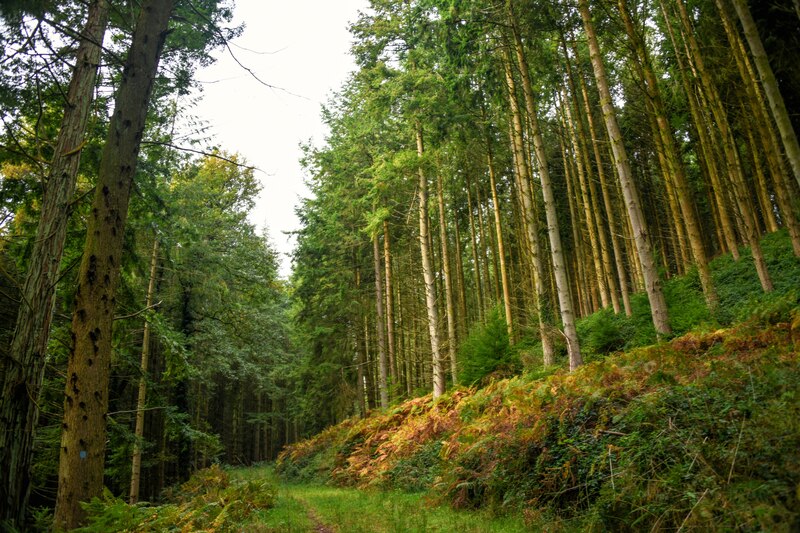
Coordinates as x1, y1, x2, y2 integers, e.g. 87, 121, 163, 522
0, 0, 798, 531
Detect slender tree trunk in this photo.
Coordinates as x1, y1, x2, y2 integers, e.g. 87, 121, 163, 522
503, 49, 556, 364
573, 57, 632, 315
129, 238, 159, 504
558, 120, 591, 317
54, 2, 174, 527
372, 235, 389, 409
382, 221, 397, 389
563, 88, 609, 309
487, 143, 514, 341
453, 215, 469, 339
731, 0, 800, 191
744, 123, 779, 233
465, 175, 485, 323
474, 184, 495, 312
0, 3, 109, 526
508, 3, 581, 368
716, 0, 800, 255
416, 123, 445, 398
578, 0, 671, 336
436, 175, 458, 384
659, 0, 741, 261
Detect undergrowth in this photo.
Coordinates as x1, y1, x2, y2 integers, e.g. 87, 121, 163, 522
279, 317, 800, 531
75, 464, 275, 532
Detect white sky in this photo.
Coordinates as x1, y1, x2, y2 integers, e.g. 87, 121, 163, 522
191, 1, 369, 277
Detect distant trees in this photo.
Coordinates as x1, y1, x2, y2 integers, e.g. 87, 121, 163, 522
292, 0, 800, 409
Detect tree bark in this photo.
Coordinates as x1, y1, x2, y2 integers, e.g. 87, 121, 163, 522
382, 221, 397, 389
54, 1, 174, 528
618, 0, 717, 308
502, 49, 557, 364
573, 56, 632, 315
416, 123, 445, 398
0, 2, 109, 526
372, 234, 389, 409
436, 174, 458, 384
672, 0, 772, 291
508, 1, 581, 369
578, 0, 671, 336
487, 142, 514, 341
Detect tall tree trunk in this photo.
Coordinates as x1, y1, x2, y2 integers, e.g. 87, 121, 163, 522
465, 175, 485, 323
416, 123, 445, 398
558, 119, 591, 317
487, 142, 514, 341
382, 221, 397, 389
508, 2, 582, 369
436, 175, 458, 384
129, 238, 159, 504
731, 0, 800, 191
563, 88, 609, 309
452, 215, 469, 339
503, 50, 556, 364
573, 56, 632, 315
372, 234, 389, 409
0, 2, 108, 526
54, 2, 175, 527
578, 0, 671, 336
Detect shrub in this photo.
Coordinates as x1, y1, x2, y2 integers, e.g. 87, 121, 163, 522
457, 307, 517, 385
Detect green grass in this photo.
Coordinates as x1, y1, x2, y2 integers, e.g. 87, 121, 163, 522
230, 464, 529, 532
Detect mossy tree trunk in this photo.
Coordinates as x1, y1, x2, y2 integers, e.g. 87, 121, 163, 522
54, 1, 175, 528
0, 2, 109, 527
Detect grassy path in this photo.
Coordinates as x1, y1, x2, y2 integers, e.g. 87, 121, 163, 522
231, 466, 530, 532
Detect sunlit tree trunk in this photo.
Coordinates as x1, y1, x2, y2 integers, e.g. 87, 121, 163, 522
55, 1, 175, 528
563, 88, 609, 310
672, 0, 772, 291
508, 2, 581, 368
572, 56, 632, 315
659, 0, 741, 262
416, 123, 445, 398
487, 142, 514, 341
618, 0, 717, 308
579, 0, 671, 336
382, 221, 397, 389
716, 0, 800, 255
558, 119, 591, 317
503, 49, 556, 364
465, 175, 485, 323
0, 2, 109, 526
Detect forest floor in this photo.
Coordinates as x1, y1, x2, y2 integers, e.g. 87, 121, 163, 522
232, 465, 529, 532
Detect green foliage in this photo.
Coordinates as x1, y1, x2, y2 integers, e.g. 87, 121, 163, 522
79, 465, 276, 532
575, 308, 627, 357
458, 307, 517, 385
576, 230, 800, 359
279, 318, 800, 531
712, 230, 800, 324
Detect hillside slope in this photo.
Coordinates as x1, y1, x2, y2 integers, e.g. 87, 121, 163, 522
278, 318, 800, 531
